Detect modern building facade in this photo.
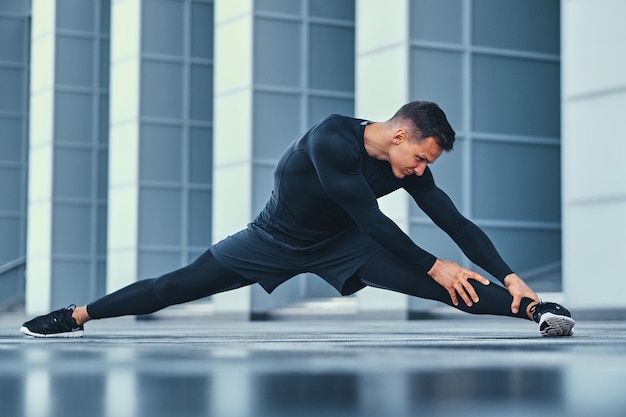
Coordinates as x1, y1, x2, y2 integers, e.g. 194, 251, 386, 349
0, 0, 623, 317
0, 0, 30, 308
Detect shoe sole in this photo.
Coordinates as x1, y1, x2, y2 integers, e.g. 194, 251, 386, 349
539, 312, 575, 337
20, 326, 84, 338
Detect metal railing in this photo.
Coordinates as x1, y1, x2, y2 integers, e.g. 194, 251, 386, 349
0, 256, 26, 276
0, 256, 26, 310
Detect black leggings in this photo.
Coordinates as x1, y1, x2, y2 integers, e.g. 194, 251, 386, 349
355, 250, 533, 320
87, 250, 254, 319
87, 249, 532, 320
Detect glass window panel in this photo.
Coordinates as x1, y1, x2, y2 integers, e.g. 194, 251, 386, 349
253, 92, 301, 159
472, 141, 561, 222
57, 0, 95, 32
309, 0, 354, 21
100, 39, 110, 89
97, 149, 108, 200
97, 205, 107, 255
252, 164, 275, 215
99, 95, 109, 144
410, 47, 463, 129
138, 188, 182, 246
524, 267, 561, 292
0, 218, 20, 262
256, 0, 302, 15
309, 24, 354, 92
24, 21, 31, 60
191, 1, 213, 60
409, 223, 464, 264
410, 138, 464, 219
410, 0, 462, 44
56, 36, 95, 88
139, 124, 183, 182
96, 260, 107, 296
254, 18, 301, 88
55, 92, 94, 143
472, 0, 560, 54
101, 0, 111, 34
51, 261, 93, 305
0, 167, 21, 212
0, 0, 30, 13
190, 64, 213, 122
54, 147, 93, 199
308, 96, 353, 125
142, 0, 184, 56
0, 67, 24, 112
477, 227, 561, 291
138, 251, 182, 278
0, 17, 26, 62
188, 189, 212, 247
189, 127, 212, 184
472, 54, 560, 137
0, 268, 22, 300
0, 117, 22, 162
141, 60, 184, 119
52, 204, 92, 255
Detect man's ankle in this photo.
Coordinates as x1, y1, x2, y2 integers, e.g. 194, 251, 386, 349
526, 301, 539, 321
71, 306, 91, 326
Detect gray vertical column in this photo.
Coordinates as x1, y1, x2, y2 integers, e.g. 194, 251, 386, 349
26, 0, 110, 313
213, 0, 356, 317
108, 0, 213, 294
0, 0, 30, 308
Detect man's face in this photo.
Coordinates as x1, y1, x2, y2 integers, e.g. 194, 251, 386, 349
389, 135, 443, 179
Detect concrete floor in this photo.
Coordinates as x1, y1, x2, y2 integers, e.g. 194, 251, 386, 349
1, 313, 625, 417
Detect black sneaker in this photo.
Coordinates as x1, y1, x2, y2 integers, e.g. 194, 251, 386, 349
531, 302, 575, 337
20, 305, 84, 338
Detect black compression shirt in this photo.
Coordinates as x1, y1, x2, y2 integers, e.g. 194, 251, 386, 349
252, 115, 513, 282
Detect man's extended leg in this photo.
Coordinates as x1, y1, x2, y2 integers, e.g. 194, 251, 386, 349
88, 250, 253, 319
355, 250, 575, 336
20, 250, 254, 337
355, 250, 534, 320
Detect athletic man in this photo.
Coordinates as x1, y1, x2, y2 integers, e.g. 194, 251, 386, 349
20, 101, 575, 338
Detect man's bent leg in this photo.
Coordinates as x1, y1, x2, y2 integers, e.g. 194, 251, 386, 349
355, 250, 532, 320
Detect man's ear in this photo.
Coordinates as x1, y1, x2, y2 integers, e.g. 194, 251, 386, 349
392, 129, 406, 144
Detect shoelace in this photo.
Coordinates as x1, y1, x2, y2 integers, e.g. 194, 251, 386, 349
51, 305, 76, 325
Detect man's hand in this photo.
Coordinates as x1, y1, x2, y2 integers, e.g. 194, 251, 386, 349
503, 273, 540, 315
427, 259, 491, 307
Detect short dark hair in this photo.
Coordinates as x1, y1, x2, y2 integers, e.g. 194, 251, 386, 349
392, 101, 455, 151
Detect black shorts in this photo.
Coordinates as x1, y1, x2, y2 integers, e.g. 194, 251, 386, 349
210, 225, 383, 295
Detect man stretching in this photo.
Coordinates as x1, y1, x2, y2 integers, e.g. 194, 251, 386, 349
20, 101, 575, 338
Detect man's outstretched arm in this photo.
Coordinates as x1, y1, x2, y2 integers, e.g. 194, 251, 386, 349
407, 174, 538, 312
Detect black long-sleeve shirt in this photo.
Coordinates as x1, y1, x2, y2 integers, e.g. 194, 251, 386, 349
253, 114, 513, 282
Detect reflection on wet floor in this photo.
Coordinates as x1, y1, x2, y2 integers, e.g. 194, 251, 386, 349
2, 319, 626, 417
2, 353, 625, 417
0, 365, 570, 417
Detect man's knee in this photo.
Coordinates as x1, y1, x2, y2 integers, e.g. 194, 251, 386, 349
153, 272, 186, 304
